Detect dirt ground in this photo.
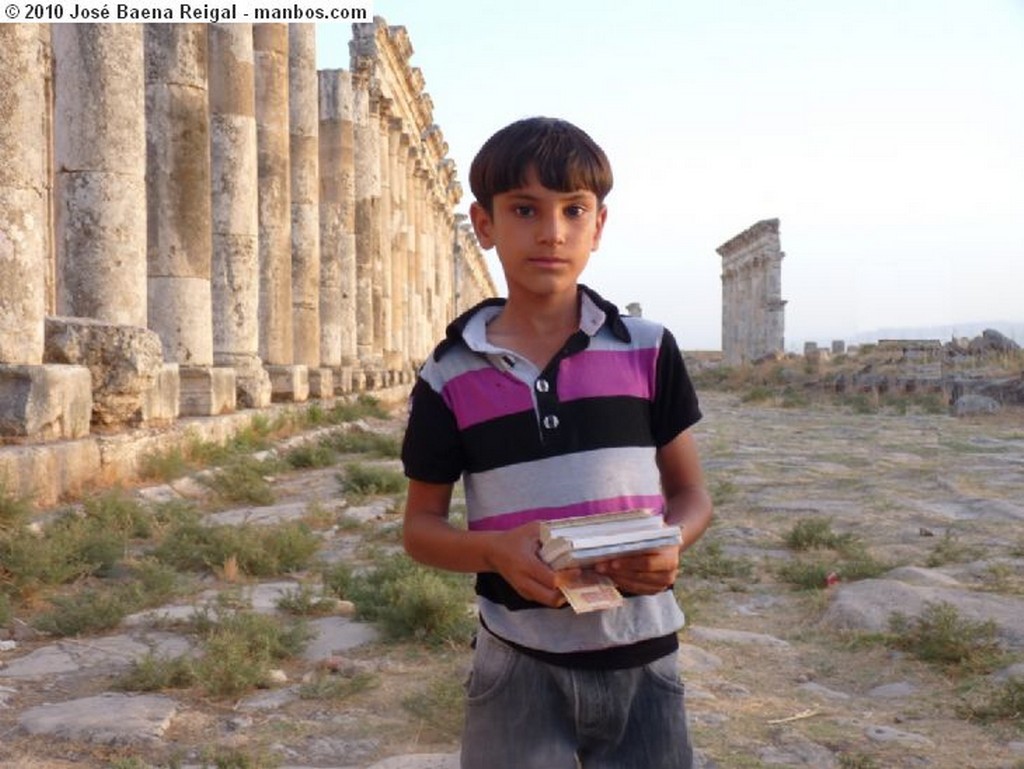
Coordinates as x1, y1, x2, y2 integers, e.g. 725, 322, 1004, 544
2, 390, 1023, 768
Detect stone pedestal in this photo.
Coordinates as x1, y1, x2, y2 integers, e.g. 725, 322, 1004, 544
307, 368, 334, 399
334, 366, 354, 395
0, 365, 92, 442
179, 366, 237, 417
233, 363, 273, 410
142, 363, 180, 424
267, 365, 309, 403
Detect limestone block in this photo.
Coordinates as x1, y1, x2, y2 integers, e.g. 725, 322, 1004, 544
308, 367, 334, 399
142, 363, 180, 425
44, 317, 164, 427
953, 394, 1001, 417
0, 437, 101, 506
179, 366, 237, 417
98, 431, 177, 488
267, 364, 309, 403
0, 364, 92, 442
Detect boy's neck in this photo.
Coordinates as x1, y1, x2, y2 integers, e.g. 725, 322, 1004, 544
486, 286, 581, 368
497, 285, 580, 335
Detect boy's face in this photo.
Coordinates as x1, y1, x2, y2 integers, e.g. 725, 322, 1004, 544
470, 167, 607, 302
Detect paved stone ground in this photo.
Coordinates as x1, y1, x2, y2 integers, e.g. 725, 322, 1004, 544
2, 392, 1024, 768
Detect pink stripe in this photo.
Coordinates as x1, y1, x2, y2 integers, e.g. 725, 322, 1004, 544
557, 349, 657, 402
469, 495, 666, 531
441, 367, 534, 430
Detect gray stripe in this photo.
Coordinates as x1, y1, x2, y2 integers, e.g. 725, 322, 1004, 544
479, 593, 685, 654
465, 446, 662, 523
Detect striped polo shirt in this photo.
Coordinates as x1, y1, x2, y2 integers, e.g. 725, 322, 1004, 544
401, 285, 702, 668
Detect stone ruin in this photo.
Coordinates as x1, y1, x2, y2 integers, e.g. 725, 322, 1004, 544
806, 330, 1024, 414
716, 218, 786, 366
0, 20, 496, 501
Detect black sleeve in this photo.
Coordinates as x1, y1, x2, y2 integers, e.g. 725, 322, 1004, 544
400, 377, 465, 484
650, 328, 702, 447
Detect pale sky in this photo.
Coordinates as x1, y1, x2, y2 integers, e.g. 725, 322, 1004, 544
317, 0, 1024, 351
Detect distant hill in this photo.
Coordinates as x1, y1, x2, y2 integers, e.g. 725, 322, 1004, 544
847, 321, 1024, 345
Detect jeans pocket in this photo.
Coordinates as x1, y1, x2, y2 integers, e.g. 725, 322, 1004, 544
465, 629, 519, 704
643, 650, 687, 696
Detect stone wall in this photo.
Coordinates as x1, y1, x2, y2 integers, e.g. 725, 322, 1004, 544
717, 218, 786, 366
0, 19, 496, 449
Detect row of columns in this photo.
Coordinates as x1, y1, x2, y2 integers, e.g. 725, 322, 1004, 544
0, 21, 496, 442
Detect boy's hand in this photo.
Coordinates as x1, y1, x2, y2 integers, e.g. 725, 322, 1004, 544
593, 544, 680, 595
487, 522, 577, 608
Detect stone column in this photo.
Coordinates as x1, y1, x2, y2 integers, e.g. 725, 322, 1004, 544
145, 24, 235, 417
352, 71, 380, 379
209, 23, 271, 408
408, 152, 425, 363
377, 103, 396, 378
389, 123, 409, 373
288, 24, 326, 397
254, 23, 306, 402
766, 254, 786, 356
0, 26, 91, 440
417, 166, 435, 360
720, 268, 734, 366
1, 27, 46, 368
51, 25, 172, 430
53, 25, 147, 327
39, 27, 56, 317
318, 68, 358, 393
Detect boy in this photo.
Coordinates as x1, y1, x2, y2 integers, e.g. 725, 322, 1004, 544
401, 117, 712, 769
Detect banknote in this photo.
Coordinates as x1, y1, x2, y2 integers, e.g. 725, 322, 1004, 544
558, 571, 624, 613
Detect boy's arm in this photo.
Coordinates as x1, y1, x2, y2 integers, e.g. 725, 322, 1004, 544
403, 479, 572, 608
594, 429, 713, 594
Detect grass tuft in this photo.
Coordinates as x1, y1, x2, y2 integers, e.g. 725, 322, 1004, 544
347, 555, 475, 645
339, 463, 407, 496
155, 518, 320, 577
887, 601, 1003, 672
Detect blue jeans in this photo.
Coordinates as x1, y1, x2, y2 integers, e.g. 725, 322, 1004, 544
460, 627, 693, 769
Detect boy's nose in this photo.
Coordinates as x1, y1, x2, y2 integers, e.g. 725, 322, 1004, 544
536, 213, 566, 244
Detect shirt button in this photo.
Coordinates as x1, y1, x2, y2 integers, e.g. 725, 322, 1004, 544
535, 378, 550, 393
542, 415, 559, 430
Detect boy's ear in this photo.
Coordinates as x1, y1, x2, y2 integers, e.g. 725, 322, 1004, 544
591, 204, 608, 251
469, 202, 495, 250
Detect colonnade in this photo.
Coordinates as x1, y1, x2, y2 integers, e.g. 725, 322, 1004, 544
717, 218, 787, 366
0, 20, 496, 443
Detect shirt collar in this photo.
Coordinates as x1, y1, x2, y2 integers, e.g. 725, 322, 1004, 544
434, 285, 630, 361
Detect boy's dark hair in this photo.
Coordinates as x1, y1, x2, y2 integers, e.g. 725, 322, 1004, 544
469, 117, 613, 213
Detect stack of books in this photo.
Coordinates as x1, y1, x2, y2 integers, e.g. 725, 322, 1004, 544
539, 509, 681, 570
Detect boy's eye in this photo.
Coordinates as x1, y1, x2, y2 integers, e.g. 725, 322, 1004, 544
513, 205, 534, 217
565, 205, 586, 218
